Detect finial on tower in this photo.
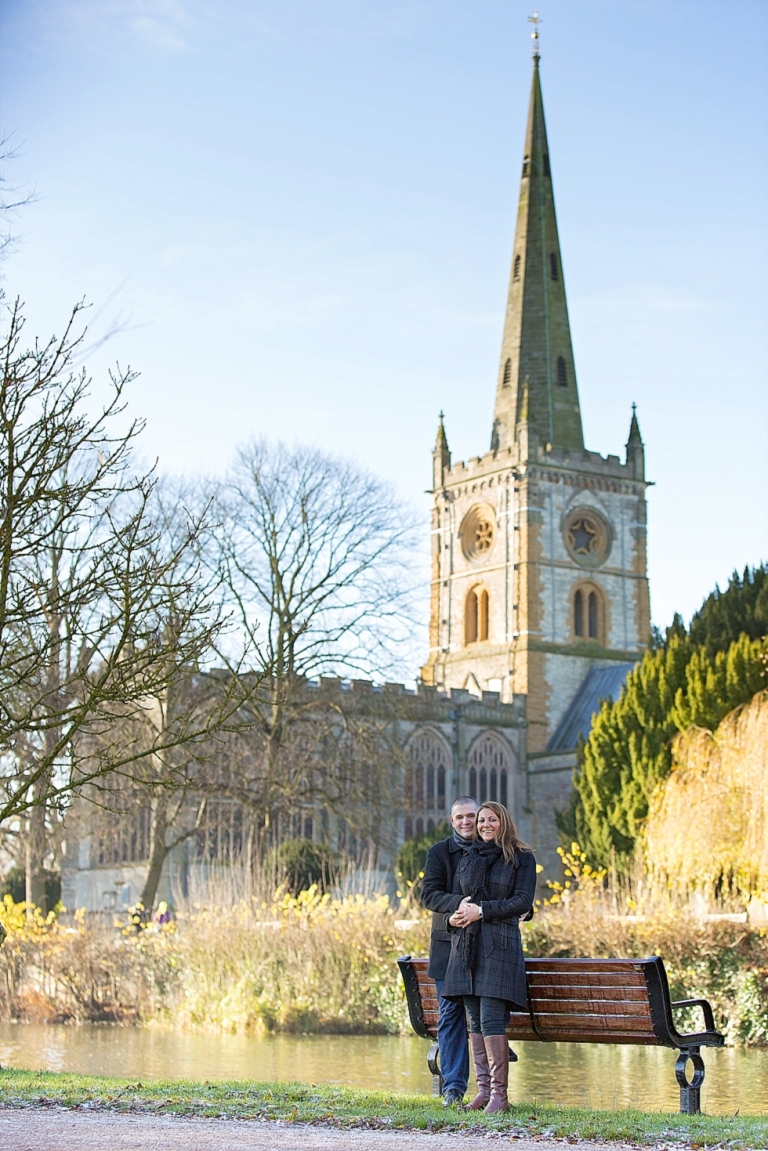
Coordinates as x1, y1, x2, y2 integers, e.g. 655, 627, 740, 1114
528, 10, 542, 58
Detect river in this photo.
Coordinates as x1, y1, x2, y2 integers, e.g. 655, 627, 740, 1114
0, 1025, 765, 1115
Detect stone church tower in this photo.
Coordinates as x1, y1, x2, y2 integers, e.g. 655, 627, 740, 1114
421, 49, 651, 760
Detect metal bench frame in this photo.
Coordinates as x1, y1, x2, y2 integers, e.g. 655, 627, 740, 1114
397, 954, 724, 1114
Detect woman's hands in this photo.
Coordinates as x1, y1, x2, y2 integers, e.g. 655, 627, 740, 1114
448, 896, 481, 927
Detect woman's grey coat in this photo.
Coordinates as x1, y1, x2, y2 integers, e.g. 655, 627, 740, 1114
441, 848, 537, 1011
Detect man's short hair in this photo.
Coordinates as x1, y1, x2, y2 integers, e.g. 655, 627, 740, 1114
451, 795, 479, 812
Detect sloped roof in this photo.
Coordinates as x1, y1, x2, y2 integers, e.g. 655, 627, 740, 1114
546, 663, 635, 752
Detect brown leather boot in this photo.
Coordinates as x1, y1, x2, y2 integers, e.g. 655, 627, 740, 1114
483, 1034, 510, 1113
464, 1033, 491, 1110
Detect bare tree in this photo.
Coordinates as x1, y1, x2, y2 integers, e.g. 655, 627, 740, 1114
0, 299, 249, 908
212, 439, 418, 857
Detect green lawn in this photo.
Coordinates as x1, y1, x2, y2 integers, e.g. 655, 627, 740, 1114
0, 1069, 766, 1147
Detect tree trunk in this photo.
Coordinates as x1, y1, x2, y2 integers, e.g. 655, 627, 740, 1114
25, 802, 48, 914
140, 797, 169, 912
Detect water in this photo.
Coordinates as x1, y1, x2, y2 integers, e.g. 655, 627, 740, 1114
0, 1024, 765, 1115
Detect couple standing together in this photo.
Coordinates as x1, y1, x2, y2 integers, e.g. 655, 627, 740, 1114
421, 797, 537, 1113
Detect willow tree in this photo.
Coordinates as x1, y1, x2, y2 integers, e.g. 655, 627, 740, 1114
571, 567, 768, 871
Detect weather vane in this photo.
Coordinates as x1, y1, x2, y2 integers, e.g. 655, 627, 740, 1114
528, 10, 542, 58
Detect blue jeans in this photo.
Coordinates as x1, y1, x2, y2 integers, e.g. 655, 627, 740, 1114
463, 994, 508, 1036
433, 979, 469, 1097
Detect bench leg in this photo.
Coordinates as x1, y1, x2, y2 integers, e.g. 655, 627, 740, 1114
675, 1046, 705, 1114
427, 1041, 443, 1097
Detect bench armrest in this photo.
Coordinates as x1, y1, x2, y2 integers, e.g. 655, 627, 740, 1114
671, 998, 716, 1033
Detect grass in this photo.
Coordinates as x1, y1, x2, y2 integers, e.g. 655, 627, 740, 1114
0, 1069, 766, 1147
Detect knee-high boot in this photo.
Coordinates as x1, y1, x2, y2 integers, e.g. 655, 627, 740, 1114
465, 1033, 491, 1110
483, 1034, 510, 1113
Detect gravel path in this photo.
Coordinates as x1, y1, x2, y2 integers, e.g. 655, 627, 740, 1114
0, 1109, 647, 1151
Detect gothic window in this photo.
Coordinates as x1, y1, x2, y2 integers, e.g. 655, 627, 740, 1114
572, 583, 604, 643
407, 730, 450, 818
92, 784, 152, 866
427, 818, 435, 833
404, 817, 413, 841
468, 733, 512, 812
503, 356, 512, 386
416, 817, 424, 837
574, 589, 584, 637
195, 799, 243, 862
557, 356, 567, 387
513, 255, 521, 283
465, 587, 489, 644
550, 252, 559, 281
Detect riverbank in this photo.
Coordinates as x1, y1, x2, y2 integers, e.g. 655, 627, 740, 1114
1, 885, 767, 1044
0, 1071, 766, 1148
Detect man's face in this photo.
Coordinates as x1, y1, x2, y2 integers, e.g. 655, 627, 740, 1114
450, 803, 478, 839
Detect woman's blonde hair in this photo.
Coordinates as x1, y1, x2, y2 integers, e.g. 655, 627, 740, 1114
477, 801, 531, 863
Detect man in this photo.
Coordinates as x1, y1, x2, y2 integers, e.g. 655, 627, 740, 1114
420, 795, 479, 1106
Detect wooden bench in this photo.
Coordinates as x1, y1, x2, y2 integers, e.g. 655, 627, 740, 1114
397, 955, 724, 1114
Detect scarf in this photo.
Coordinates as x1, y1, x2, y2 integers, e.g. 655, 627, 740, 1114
452, 830, 474, 851
455, 838, 503, 973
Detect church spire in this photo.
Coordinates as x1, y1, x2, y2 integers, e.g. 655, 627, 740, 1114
432, 411, 451, 488
625, 403, 645, 480
493, 52, 584, 454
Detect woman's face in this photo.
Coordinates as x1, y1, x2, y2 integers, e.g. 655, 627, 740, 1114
476, 807, 501, 841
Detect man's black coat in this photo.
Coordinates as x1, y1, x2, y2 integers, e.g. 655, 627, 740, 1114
420, 835, 469, 980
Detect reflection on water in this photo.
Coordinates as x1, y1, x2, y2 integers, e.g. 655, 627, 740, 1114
0, 1025, 765, 1116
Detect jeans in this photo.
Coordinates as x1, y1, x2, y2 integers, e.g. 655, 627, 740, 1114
463, 994, 508, 1037
433, 979, 469, 1097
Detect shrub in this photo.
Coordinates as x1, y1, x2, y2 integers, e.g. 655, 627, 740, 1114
265, 839, 338, 894
395, 820, 450, 894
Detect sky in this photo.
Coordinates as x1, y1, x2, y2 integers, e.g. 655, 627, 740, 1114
0, 0, 767, 662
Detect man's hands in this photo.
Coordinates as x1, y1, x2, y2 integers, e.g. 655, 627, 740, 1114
448, 896, 482, 927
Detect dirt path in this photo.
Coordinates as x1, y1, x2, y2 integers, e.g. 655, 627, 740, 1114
0, 1109, 649, 1151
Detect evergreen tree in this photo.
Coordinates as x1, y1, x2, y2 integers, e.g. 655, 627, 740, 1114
571, 565, 768, 870
688, 564, 768, 657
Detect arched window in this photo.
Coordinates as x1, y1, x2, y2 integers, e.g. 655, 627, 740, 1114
468, 733, 513, 814
557, 356, 567, 387
574, 589, 584, 637
550, 252, 559, 281
503, 356, 512, 385
573, 584, 603, 644
466, 588, 478, 644
513, 255, 521, 283
404, 817, 413, 841
407, 731, 451, 815
465, 587, 489, 645
427, 818, 435, 833
416, 817, 424, 837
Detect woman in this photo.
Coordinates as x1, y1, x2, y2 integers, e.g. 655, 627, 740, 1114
441, 802, 536, 1113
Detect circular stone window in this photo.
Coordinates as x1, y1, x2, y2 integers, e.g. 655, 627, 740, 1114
460, 504, 496, 561
563, 507, 611, 568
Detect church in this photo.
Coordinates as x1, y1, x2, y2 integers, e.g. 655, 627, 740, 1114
414, 41, 650, 863
61, 44, 651, 912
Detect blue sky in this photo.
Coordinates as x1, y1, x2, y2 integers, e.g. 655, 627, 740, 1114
1, 0, 766, 657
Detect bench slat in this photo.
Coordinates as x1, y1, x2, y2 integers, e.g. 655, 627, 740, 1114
526, 958, 646, 971
530, 1000, 653, 1021
534, 1017, 654, 1035
528, 972, 647, 987
531, 983, 650, 1002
